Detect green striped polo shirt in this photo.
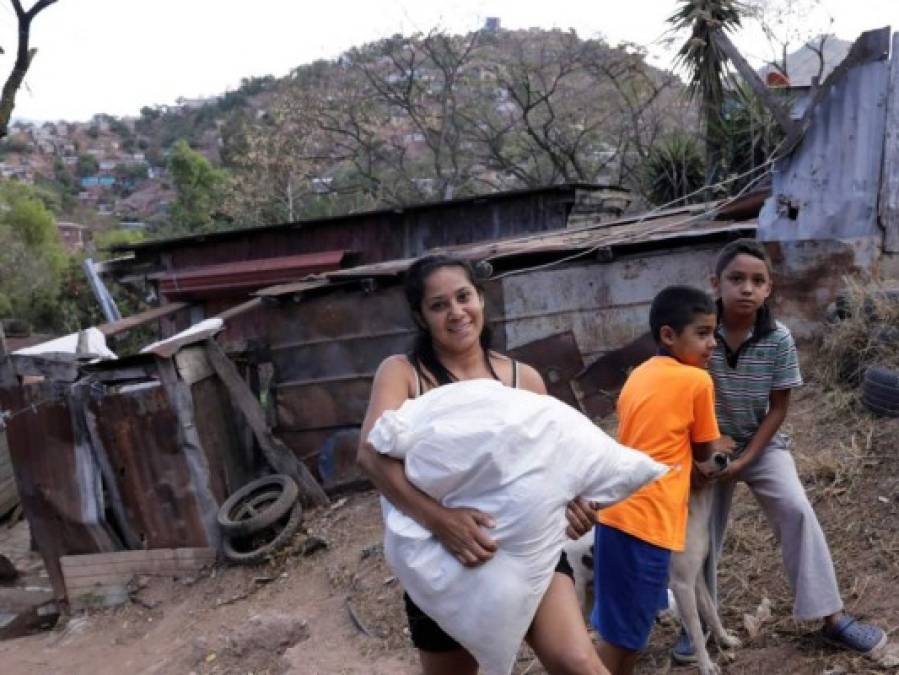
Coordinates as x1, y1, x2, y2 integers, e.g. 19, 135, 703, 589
709, 306, 803, 447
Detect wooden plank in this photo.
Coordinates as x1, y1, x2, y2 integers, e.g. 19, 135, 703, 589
205, 339, 329, 507
61, 548, 216, 608
214, 296, 266, 321
98, 302, 190, 337
880, 32, 899, 253
154, 359, 223, 550
175, 346, 214, 385
712, 31, 797, 137
61, 550, 217, 571
62, 557, 214, 579
8, 354, 81, 382
61, 548, 215, 569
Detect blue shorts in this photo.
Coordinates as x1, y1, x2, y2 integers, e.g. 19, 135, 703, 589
591, 523, 670, 650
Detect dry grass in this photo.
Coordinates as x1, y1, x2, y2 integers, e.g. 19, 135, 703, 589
638, 362, 899, 674
816, 277, 899, 388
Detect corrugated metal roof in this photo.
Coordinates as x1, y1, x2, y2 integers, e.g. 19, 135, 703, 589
160, 250, 345, 299
110, 183, 628, 254
292, 206, 756, 284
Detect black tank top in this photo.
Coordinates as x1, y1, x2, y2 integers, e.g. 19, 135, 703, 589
413, 359, 520, 398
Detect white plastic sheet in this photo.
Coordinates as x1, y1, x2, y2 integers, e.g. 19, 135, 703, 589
368, 379, 667, 674
13, 326, 116, 360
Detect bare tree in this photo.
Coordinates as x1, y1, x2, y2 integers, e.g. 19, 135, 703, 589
0, 0, 58, 138
223, 27, 691, 218
746, 0, 835, 82
351, 30, 482, 200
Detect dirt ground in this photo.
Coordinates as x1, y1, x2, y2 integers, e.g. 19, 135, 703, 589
2, 360, 899, 674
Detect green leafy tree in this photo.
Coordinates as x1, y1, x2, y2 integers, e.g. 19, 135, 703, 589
717, 81, 784, 193
669, 0, 747, 183
92, 227, 145, 258
76, 152, 99, 178
641, 132, 706, 206
166, 139, 229, 234
0, 179, 66, 329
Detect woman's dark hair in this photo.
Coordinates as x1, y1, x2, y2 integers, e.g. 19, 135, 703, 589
714, 238, 773, 277
404, 254, 495, 387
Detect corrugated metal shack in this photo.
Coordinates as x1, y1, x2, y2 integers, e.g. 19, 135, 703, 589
108, 194, 764, 495
757, 27, 899, 332
8, 24, 899, 609
112, 182, 631, 344
0, 343, 252, 599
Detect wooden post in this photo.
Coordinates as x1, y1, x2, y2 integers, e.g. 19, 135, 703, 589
204, 339, 329, 507
0, 323, 15, 385
711, 31, 797, 138
879, 32, 899, 253
75, 330, 91, 355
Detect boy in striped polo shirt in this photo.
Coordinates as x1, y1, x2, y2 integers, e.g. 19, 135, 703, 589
672, 239, 886, 663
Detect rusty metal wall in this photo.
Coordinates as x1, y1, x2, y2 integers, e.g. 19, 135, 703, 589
267, 280, 507, 488
0, 426, 16, 516
499, 245, 724, 361
190, 375, 254, 496
0, 382, 119, 599
147, 188, 578, 273
86, 383, 216, 549
758, 37, 890, 242
764, 238, 877, 338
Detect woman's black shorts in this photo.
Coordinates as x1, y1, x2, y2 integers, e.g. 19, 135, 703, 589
403, 551, 575, 653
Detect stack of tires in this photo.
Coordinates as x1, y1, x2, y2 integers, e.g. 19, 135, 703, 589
862, 366, 899, 418
217, 475, 302, 564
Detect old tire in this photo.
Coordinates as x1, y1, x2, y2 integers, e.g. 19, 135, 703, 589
222, 498, 303, 565
217, 474, 299, 538
862, 367, 899, 417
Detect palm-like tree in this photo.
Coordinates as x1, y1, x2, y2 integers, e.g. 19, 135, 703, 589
669, 0, 747, 185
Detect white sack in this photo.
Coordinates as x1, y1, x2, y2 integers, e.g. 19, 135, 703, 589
368, 379, 667, 675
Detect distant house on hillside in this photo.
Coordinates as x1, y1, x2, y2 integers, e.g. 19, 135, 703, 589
57, 221, 89, 253
176, 96, 219, 110
80, 176, 116, 188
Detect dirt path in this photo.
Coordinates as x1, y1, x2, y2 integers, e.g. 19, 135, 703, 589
0, 496, 419, 675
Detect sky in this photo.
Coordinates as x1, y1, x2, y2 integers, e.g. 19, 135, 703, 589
3, 0, 899, 122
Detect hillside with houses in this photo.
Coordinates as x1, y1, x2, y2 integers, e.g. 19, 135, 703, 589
0, 24, 693, 246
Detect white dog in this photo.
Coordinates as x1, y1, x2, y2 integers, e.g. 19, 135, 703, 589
668, 453, 741, 675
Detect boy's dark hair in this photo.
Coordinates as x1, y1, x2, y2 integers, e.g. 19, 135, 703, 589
715, 238, 773, 277
649, 285, 716, 343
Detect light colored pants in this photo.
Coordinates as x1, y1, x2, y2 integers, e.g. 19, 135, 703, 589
704, 434, 843, 620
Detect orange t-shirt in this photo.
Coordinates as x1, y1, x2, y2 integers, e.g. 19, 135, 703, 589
598, 356, 719, 552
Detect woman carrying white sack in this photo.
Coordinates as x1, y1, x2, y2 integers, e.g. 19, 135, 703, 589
357, 254, 666, 675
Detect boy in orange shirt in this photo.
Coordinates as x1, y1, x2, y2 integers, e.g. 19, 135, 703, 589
593, 285, 720, 675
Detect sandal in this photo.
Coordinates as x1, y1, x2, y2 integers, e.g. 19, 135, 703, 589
821, 614, 887, 654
